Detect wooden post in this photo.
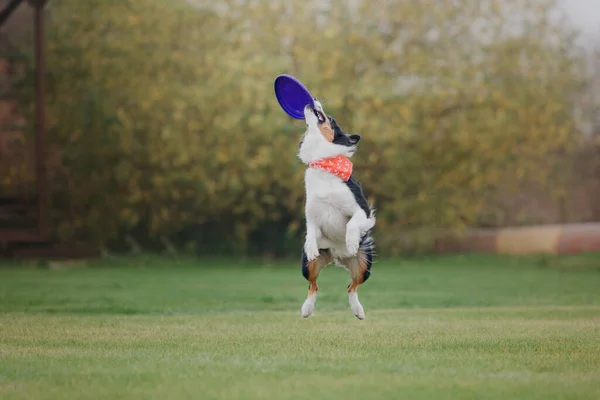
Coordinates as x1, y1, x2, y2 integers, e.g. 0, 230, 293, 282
30, 0, 48, 236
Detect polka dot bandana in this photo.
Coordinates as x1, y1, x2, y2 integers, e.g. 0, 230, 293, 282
309, 155, 353, 181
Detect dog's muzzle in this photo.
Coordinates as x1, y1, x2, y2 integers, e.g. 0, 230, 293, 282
305, 104, 326, 124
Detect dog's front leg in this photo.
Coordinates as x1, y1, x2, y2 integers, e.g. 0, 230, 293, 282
304, 219, 321, 262
345, 210, 370, 256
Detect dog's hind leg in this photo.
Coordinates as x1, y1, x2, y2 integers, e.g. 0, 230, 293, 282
301, 248, 332, 318
338, 237, 373, 320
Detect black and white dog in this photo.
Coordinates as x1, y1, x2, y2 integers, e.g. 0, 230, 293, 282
298, 99, 375, 320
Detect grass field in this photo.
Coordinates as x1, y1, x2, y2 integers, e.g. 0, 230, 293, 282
1, 254, 599, 399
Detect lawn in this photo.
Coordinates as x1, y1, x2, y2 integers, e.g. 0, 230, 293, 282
1, 254, 599, 399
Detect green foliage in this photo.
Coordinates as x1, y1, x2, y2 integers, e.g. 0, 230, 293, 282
14, 0, 587, 253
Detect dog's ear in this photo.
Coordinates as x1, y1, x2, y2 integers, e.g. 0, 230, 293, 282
349, 134, 361, 144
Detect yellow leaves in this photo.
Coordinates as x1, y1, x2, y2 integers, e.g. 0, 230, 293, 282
127, 15, 140, 26
397, 105, 413, 121
372, 98, 384, 110
347, 32, 361, 45
217, 150, 230, 164
324, 26, 337, 39
120, 208, 139, 225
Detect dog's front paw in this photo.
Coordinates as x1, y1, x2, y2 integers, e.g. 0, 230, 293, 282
304, 241, 320, 262
360, 217, 376, 235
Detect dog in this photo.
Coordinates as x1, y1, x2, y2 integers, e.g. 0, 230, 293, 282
297, 99, 376, 320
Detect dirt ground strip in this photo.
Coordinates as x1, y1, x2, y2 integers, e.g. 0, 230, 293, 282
434, 222, 600, 255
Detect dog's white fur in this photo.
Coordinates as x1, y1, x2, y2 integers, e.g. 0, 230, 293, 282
298, 100, 375, 319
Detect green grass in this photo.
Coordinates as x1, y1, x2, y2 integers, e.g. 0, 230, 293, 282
1, 254, 599, 399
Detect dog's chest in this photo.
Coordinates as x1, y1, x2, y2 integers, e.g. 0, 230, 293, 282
304, 169, 357, 237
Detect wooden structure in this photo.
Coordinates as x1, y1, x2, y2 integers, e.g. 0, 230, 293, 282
0, 0, 50, 256
1, 0, 98, 259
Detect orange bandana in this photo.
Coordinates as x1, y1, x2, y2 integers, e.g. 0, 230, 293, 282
309, 155, 353, 181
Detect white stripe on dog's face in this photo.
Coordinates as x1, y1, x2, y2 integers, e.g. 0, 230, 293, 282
304, 104, 320, 130
304, 99, 333, 141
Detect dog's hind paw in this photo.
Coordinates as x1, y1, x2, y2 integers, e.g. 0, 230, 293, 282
301, 293, 317, 318
349, 292, 365, 320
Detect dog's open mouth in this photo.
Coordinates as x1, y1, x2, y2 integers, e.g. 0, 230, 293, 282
313, 107, 326, 124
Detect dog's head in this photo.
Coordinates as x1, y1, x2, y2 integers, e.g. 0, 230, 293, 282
297, 99, 361, 165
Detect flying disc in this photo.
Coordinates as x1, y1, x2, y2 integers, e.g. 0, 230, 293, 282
274, 74, 314, 119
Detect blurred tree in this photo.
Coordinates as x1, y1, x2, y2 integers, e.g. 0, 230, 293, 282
15, 0, 585, 254
571, 43, 600, 221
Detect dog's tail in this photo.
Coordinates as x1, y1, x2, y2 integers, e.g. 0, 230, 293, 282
358, 230, 375, 283
361, 205, 376, 257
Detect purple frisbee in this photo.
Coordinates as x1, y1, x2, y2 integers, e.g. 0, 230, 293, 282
274, 74, 314, 119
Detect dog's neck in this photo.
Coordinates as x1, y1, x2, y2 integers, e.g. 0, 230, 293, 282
309, 155, 353, 181
298, 133, 355, 165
